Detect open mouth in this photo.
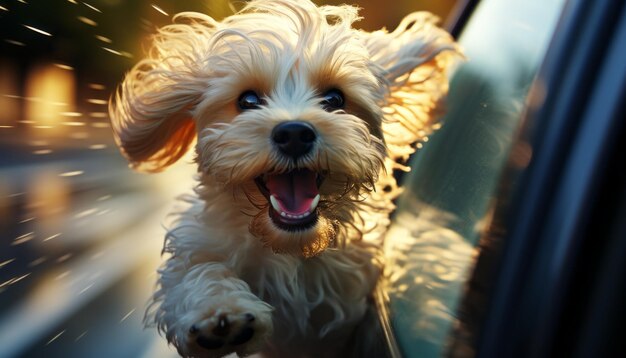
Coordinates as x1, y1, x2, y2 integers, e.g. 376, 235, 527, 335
255, 169, 324, 231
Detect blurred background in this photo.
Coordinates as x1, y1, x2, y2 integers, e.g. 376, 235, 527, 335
0, 1, 459, 357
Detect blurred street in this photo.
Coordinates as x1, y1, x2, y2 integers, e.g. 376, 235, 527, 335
0, 2, 221, 356
0, 140, 194, 357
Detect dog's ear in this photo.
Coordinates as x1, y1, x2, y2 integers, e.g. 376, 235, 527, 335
363, 12, 462, 161
109, 13, 219, 172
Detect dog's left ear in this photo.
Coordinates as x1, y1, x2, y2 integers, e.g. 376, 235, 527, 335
109, 72, 198, 173
109, 13, 218, 172
363, 12, 462, 161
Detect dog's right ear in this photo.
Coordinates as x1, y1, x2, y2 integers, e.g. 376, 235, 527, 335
363, 12, 462, 162
109, 13, 219, 172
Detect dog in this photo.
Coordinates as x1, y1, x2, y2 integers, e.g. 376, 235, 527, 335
109, 0, 460, 356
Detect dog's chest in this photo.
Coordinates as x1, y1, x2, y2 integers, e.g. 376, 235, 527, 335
240, 248, 379, 334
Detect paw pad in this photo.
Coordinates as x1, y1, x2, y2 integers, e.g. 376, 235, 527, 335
189, 312, 256, 350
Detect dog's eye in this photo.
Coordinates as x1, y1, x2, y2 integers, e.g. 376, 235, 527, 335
320, 89, 345, 111
238, 91, 265, 110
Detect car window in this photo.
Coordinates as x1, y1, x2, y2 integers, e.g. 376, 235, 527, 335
382, 0, 567, 356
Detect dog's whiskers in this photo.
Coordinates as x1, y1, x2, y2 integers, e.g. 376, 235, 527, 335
241, 185, 267, 211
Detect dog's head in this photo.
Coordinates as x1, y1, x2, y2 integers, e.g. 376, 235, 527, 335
110, 0, 459, 257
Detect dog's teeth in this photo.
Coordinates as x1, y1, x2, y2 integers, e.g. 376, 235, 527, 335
270, 195, 282, 213
310, 194, 320, 211
271, 194, 318, 219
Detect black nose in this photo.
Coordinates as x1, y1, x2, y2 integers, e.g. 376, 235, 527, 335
271, 121, 317, 159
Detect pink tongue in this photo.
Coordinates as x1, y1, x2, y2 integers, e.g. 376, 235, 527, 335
266, 169, 318, 215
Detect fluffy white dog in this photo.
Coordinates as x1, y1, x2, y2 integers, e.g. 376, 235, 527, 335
109, 0, 459, 356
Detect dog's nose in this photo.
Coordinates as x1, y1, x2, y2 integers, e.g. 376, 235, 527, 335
271, 121, 317, 159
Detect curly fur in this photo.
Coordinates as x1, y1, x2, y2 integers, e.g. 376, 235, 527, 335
109, 0, 460, 357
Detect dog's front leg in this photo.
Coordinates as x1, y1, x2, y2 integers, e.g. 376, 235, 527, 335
154, 259, 273, 358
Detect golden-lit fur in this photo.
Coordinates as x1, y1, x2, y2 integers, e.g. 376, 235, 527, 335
109, 0, 460, 357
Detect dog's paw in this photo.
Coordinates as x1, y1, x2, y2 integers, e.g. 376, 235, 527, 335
182, 302, 273, 357
189, 312, 257, 349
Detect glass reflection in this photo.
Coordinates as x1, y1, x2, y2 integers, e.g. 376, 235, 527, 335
383, 0, 566, 356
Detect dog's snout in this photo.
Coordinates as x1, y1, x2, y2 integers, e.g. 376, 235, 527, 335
271, 121, 317, 159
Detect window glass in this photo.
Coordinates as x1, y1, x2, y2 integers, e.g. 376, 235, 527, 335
383, 0, 566, 356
